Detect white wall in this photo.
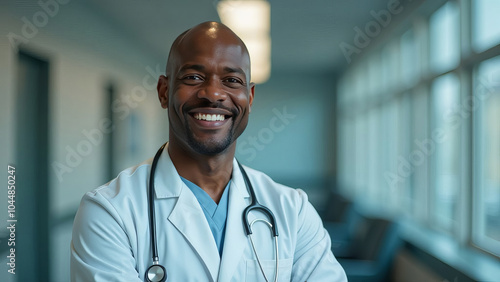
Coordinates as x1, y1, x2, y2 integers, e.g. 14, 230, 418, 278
0, 1, 168, 281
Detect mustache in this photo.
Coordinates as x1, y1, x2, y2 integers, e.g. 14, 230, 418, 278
183, 101, 239, 116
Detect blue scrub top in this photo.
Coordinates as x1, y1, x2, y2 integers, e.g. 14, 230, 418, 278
180, 177, 230, 257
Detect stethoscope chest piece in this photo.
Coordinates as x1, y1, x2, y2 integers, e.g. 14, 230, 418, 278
146, 264, 166, 282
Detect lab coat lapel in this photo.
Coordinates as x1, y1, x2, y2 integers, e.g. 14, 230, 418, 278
154, 145, 220, 282
218, 159, 256, 280
168, 187, 221, 282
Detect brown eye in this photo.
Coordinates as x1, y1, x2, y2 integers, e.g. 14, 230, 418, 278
226, 78, 239, 83
223, 77, 244, 87
182, 75, 204, 85
185, 75, 202, 81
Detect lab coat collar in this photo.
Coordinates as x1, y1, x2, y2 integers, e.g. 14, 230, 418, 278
152, 144, 251, 200
152, 143, 183, 199
230, 158, 251, 199
152, 144, 253, 281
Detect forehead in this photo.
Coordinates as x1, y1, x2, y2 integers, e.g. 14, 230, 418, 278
174, 29, 251, 74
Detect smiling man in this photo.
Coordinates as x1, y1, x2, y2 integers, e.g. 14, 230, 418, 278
71, 21, 347, 282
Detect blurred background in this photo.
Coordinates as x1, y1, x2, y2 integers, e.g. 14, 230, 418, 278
0, 0, 499, 281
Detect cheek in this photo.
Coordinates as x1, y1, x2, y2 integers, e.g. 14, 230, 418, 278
234, 92, 252, 110
234, 93, 251, 128
169, 87, 191, 118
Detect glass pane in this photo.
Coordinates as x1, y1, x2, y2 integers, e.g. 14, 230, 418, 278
382, 40, 399, 92
367, 108, 379, 203
400, 29, 419, 87
346, 118, 356, 194
355, 115, 365, 196
474, 56, 500, 255
337, 116, 356, 193
385, 100, 399, 211
368, 54, 382, 96
353, 66, 365, 104
400, 94, 411, 213
430, 2, 460, 72
410, 88, 429, 219
358, 114, 370, 195
431, 73, 461, 232
473, 0, 500, 52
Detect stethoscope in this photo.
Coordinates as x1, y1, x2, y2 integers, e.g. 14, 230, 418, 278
145, 143, 279, 282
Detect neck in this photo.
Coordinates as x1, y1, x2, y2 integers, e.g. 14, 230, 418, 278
167, 140, 235, 203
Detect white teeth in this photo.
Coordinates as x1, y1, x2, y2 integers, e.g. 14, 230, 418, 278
194, 113, 225, 121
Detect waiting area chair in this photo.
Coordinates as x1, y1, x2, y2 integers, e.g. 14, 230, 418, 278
322, 193, 401, 282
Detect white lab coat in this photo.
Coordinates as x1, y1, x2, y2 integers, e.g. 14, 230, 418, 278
70, 147, 347, 282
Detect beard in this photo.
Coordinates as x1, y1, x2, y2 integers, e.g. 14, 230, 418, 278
185, 119, 235, 156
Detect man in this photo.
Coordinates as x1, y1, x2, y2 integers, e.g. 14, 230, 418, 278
71, 21, 346, 281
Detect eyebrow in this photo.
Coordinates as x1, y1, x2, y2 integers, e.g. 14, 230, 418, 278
178, 64, 247, 77
223, 66, 246, 77
178, 64, 205, 73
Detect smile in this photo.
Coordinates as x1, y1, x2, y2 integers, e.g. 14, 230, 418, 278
194, 113, 226, 121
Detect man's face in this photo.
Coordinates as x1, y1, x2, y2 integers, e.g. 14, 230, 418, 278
160, 27, 254, 156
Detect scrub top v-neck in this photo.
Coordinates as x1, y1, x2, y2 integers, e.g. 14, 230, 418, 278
180, 177, 230, 256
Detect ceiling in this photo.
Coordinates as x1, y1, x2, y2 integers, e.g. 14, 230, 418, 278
84, 0, 412, 75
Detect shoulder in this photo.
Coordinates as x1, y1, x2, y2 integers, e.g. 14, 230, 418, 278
78, 158, 153, 222
73, 159, 153, 241
86, 159, 152, 202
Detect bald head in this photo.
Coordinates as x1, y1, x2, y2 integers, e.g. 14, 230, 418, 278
165, 21, 251, 80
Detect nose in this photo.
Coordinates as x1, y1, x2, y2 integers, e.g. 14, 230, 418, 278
197, 78, 227, 102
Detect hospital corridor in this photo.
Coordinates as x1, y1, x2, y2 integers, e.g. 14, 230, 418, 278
1, 0, 500, 281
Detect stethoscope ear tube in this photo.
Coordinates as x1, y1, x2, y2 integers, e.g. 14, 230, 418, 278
147, 143, 168, 281
238, 161, 279, 237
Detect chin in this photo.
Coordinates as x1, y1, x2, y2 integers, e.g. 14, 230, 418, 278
188, 136, 233, 156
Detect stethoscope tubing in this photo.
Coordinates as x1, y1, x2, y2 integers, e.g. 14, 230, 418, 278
248, 219, 279, 282
148, 143, 166, 264
238, 162, 279, 237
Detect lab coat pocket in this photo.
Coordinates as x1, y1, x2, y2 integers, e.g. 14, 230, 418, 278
245, 258, 293, 281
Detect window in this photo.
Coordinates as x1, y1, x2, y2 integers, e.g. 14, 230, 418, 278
368, 54, 382, 96
410, 87, 429, 220
366, 108, 379, 203
335, 0, 500, 260
355, 114, 369, 197
396, 93, 411, 213
400, 29, 419, 87
473, 55, 500, 256
382, 40, 400, 92
384, 100, 400, 211
472, 0, 500, 52
430, 73, 461, 232
430, 1, 460, 73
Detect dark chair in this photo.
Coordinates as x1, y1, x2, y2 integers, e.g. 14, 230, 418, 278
335, 216, 401, 282
321, 192, 359, 243
321, 192, 353, 222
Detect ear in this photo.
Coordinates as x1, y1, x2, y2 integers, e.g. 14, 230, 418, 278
157, 75, 169, 109
248, 82, 255, 113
